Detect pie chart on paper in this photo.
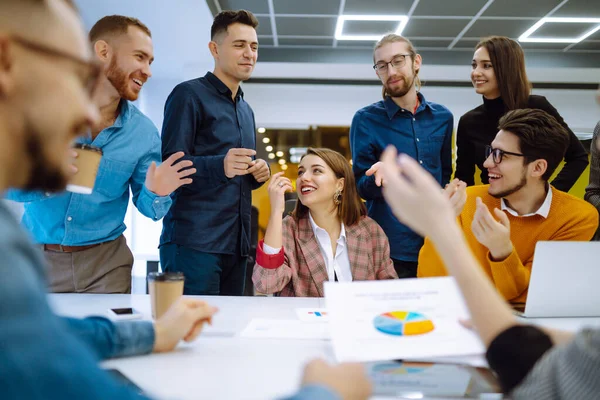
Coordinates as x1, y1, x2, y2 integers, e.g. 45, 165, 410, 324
373, 311, 435, 336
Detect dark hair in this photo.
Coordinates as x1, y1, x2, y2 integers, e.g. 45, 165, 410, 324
476, 36, 531, 110
89, 15, 151, 43
292, 148, 367, 226
211, 10, 259, 41
374, 33, 421, 98
498, 109, 569, 181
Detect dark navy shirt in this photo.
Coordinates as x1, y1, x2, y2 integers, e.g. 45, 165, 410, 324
160, 72, 263, 256
350, 92, 453, 262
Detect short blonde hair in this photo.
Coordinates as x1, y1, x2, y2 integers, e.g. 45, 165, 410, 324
374, 34, 421, 98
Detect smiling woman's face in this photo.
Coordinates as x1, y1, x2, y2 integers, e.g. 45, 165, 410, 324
296, 154, 343, 210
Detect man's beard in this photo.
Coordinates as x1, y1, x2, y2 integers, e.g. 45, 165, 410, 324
384, 69, 416, 98
489, 170, 527, 199
106, 57, 137, 101
22, 129, 67, 192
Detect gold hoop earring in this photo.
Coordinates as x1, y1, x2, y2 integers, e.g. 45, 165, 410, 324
334, 190, 342, 205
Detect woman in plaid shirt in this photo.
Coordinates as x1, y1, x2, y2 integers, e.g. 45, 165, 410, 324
253, 148, 398, 297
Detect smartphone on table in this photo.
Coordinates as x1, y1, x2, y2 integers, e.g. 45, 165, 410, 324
107, 307, 143, 321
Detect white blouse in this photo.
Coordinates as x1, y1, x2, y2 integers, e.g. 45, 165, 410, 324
263, 212, 353, 282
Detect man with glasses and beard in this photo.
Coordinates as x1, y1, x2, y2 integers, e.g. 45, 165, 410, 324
6, 15, 194, 294
0, 1, 371, 399
418, 109, 598, 304
350, 34, 453, 279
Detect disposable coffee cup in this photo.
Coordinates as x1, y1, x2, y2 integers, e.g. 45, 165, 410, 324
66, 143, 102, 194
148, 272, 185, 319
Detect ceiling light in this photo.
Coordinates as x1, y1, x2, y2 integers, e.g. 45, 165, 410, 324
262, 137, 270, 144
268, 153, 275, 159
257, 127, 266, 134
281, 164, 288, 171
276, 151, 284, 157
518, 17, 600, 43
335, 15, 409, 41
266, 145, 273, 152
278, 159, 286, 165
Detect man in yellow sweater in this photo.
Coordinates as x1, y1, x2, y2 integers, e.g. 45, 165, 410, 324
418, 109, 599, 304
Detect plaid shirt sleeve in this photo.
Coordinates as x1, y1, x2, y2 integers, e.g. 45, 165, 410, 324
370, 219, 399, 279
252, 217, 296, 294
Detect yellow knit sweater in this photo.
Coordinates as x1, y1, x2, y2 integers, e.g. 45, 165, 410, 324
418, 185, 599, 303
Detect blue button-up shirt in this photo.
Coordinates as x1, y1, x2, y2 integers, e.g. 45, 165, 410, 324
5, 100, 171, 246
160, 72, 263, 256
350, 93, 453, 262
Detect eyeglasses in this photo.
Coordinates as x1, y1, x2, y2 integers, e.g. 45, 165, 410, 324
485, 145, 527, 164
373, 54, 412, 73
10, 35, 102, 97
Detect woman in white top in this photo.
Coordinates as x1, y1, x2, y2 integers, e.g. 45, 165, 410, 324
252, 148, 397, 297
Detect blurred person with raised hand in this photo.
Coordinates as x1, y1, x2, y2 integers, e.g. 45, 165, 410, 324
380, 147, 600, 400
160, 10, 269, 296
350, 34, 453, 279
584, 85, 600, 240
456, 36, 587, 191
418, 109, 598, 304
6, 14, 193, 294
253, 148, 397, 297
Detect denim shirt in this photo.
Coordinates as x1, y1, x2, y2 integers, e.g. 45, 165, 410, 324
160, 72, 264, 256
350, 93, 453, 262
0, 201, 154, 400
5, 100, 171, 246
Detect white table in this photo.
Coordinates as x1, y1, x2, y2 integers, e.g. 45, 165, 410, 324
48, 294, 600, 400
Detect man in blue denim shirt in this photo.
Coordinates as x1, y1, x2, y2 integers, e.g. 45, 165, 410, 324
6, 16, 194, 294
350, 34, 453, 279
0, 2, 369, 399
160, 10, 270, 296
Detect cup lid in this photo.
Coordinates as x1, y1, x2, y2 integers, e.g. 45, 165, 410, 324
73, 143, 103, 154
147, 272, 185, 282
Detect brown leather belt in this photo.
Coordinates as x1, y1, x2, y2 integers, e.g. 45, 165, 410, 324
43, 243, 103, 253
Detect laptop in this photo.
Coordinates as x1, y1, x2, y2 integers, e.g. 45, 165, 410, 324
514, 241, 600, 318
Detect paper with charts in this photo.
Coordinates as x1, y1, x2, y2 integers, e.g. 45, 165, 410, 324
324, 277, 485, 362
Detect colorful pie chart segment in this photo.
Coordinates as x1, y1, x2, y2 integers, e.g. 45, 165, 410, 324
373, 311, 434, 336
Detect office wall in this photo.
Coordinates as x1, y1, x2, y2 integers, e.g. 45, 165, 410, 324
242, 83, 600, 132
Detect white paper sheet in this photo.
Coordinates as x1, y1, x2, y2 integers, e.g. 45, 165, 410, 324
325, 277, 485, 362
240, 318, 329, 340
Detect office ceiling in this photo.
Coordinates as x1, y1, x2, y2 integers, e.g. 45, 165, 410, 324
207, 0, 600, 66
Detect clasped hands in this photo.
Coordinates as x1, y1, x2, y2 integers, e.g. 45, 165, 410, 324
224, 148, 270, 182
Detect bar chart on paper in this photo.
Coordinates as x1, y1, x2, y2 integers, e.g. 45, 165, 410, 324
373, 311, 435, 336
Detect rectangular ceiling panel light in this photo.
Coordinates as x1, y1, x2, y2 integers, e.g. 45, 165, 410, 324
335, 15, 409, 41
519, 17, 600, 43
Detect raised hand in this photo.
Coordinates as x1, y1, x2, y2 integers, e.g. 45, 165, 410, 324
379, 147, 455, 240
224, 148, 256, 178
145, 151, 196, 196
365, 161, 385, 187
247, 158, 270, 183
444, 178, 467, 217
267, 172, 293, 216
471, 197, 513, 261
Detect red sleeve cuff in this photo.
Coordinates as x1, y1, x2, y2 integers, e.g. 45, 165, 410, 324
256, 240, 285, 269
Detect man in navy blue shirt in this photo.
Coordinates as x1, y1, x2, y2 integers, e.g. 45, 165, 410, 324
350, 34, 453, 278
6, 15, 193, 294
161, 10, 270, 296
